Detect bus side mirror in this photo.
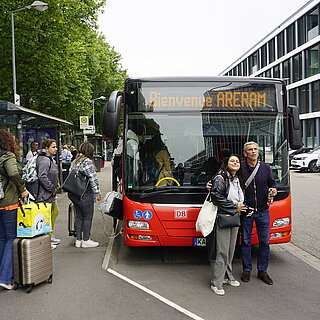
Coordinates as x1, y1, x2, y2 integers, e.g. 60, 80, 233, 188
288, 105, 303, 150
102, 91, 122, 139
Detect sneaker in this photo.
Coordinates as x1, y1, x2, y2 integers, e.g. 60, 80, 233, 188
257, 271, 273, 285
51, 235, 61, 245
75, 240, 82, 248
81, 239, 99, 248
0, 282, 14, 290
51, 243, 57, 250
210, 285, 225, 296
241, 271, 251, 282
224, 279, 240, 287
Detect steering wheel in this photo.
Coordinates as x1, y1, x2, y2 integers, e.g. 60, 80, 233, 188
155, 177, 180, 187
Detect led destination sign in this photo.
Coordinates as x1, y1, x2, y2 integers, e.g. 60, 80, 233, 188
148, 89, 275, 111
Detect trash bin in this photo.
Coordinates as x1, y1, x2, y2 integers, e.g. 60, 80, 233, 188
94, 155, 101, 172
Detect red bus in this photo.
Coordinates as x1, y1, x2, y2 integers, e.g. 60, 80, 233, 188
102, 77, 302, 247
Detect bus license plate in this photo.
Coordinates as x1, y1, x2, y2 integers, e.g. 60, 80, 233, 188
193, 237, 206, 247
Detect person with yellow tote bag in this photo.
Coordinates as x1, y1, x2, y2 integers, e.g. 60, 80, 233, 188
0, 129, 28, 290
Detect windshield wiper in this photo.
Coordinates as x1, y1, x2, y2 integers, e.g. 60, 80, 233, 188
139, 187, 182, 199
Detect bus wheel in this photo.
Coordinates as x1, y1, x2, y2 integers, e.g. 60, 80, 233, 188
309, 160, 320, 173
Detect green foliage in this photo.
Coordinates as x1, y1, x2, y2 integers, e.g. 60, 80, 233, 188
0, 0, 127, 131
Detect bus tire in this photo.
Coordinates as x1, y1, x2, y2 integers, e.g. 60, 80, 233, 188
309, 160, 320, 173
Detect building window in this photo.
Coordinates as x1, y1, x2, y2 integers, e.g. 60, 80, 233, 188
242, 60, 248, 76
299, 84, 309, 114
306, 43, 320, 77
283, 59, 291, 84
249, 51, 259, 74
268, 39, 275, 63
273, 64, 280, 78
289, 88, 297, 105
305, 118, 316, 147
265, 69, 271, 77
312, 81, 320, 112
293, 53, 302, 82
233, 67, 237, 76
286, 23, 296, 53
237, 64, 242, 76
298, 15, 306, 46
307, 7, 319, 41
277, 31, 285, 58
261, 44, 267, 68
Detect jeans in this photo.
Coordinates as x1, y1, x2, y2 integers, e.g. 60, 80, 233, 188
68, 191, 95, 241
0, 208, 17, 284
241, 208, 270, 272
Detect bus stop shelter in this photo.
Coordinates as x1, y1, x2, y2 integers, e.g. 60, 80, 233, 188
0, 100, 72, 181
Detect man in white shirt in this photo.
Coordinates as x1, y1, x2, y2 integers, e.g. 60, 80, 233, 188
26, 141, 39, 161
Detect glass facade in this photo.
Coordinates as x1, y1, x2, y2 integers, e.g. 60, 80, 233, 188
277, 31, 285, 58
307, 44, 320, 76
287, 23, 296, 53
283, 59, 291, 83
312, 80, 320, 111
293, 52, 303, 82
299, 84, 309, 114
307, 7, 319, 41
222, 2, 320, 147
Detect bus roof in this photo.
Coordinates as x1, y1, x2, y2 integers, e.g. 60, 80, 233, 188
125, 76, 285, 85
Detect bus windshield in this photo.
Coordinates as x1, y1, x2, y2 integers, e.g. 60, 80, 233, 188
124, 81, 288, 195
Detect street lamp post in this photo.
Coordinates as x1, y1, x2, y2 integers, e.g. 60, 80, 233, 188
92, 96, 106, 133
11, 1, 49, 105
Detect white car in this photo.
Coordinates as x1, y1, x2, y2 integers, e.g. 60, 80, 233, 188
291, 147, 320, 172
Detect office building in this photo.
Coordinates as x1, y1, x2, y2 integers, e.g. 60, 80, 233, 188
220, 0, 320, 148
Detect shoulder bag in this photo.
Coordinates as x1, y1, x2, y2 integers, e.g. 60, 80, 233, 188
245, 161, 260, 188
217, 212, 241, 228
62, 168, 89, 199
196, 193, 218, 237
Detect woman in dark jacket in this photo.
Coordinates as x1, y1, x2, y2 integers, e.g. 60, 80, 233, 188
35, 139, 59, 249
68, 142, 101, 248
0, 130, 28, 290
208, 154, 245, 296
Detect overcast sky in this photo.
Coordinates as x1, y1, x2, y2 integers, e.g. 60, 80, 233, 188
98, 0, 310, 77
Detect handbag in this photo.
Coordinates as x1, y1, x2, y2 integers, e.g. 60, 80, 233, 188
98, 191, 123, 220
196, 193, 218, 237
17, 200, 52, 237
62, 169, 89, 198
217, 212, 241, 229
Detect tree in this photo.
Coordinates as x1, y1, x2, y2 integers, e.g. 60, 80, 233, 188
0, 0, 127, 131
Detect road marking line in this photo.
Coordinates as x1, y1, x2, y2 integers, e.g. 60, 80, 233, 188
280, 243, 320, 272
107, 268, 205, 320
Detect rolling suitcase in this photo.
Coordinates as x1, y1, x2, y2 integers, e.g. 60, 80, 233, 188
68, 202, 76, 236
13, 234, 53, 293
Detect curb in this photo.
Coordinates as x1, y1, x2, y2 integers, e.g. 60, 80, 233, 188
102, 220, 123, 270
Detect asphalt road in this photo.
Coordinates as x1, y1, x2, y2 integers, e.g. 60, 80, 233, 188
290, 170, 320, 259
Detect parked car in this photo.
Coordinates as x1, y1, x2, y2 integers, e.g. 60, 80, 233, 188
291, 147, 320, 172
289, 147, 313, 167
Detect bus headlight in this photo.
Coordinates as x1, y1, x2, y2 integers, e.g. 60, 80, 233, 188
273, 218, 290, 227
127, 220, 149, 229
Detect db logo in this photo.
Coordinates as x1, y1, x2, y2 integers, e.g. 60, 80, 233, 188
174, 209, 188, 219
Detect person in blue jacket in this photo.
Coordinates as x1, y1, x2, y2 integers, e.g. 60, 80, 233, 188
241, 141, 277, 285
